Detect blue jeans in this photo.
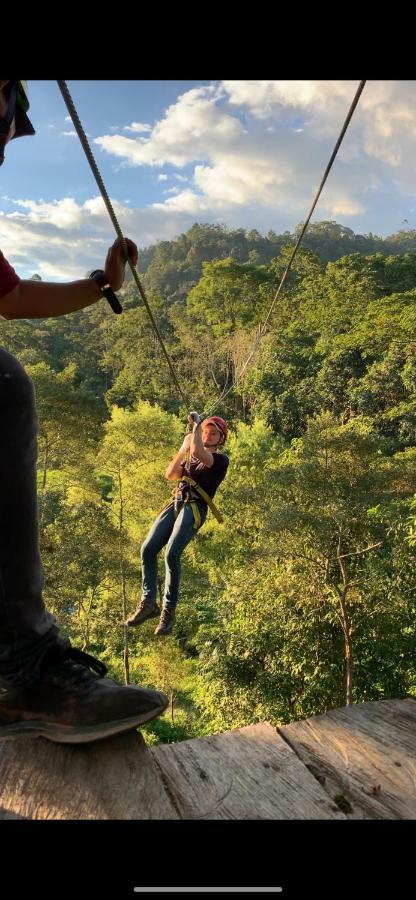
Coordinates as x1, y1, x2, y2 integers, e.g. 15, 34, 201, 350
141, 500, 207, 610
0, 349, 64, 687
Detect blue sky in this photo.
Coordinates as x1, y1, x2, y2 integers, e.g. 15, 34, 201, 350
1, 80, 416, 280
2, 81, 205, 209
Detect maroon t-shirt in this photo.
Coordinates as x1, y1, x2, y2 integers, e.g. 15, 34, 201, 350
179, 452, 229, 506
0, 251, 20, 299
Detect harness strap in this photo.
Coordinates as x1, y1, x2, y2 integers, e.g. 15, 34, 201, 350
190, 501, 201, 530
156, 496, 202, 531
180, 476, 224, 523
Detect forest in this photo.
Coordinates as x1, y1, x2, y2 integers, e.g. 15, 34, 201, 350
3, 219, 415, 745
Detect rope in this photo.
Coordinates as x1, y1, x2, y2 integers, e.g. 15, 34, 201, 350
203, 79, 366, 418
57, 80, 189, 408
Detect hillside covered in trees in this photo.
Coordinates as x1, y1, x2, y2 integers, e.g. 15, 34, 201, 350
4, 219, 416, 744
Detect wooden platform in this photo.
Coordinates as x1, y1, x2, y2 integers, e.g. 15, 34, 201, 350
0, 698, 415, 819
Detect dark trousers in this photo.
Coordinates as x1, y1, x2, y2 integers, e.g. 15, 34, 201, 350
0, 348, 63, 687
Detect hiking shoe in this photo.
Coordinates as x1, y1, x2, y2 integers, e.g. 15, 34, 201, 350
154, 607, 176, 637
126, 598, 160, 627
0, 646, 168, 744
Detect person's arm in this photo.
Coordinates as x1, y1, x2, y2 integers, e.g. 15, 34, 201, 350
165, 451, 186, 481
165, 432, 192, 481
0, 278, 102, 319
0, 237, 138, 320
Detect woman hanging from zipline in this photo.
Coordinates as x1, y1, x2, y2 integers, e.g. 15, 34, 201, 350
126, 414, 229, 636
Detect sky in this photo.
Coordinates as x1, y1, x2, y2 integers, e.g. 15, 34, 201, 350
1, 79, 416, 280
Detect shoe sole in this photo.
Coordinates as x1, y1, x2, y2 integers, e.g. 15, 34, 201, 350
0, 697, 169, 745
126, 607, 160, 627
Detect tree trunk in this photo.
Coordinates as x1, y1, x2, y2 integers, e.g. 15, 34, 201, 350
338, 590, 353, 706
81, 587, 97, 653
336, 533, 353, 706
117, 462, 130, 686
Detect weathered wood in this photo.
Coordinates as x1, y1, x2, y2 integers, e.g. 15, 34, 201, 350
0, 729, 179, 819
150, 722, 346, 819
280, 698, 416, 819
2, 699, 415, 820
0, 806, 25, 820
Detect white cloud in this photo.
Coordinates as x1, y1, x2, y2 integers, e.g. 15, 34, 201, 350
124, 122, 152, 133
153, 189, 209, 214
137, 82, 416, 226
0, 195, 211, 279
221, 80, 416, 176
90, 81, 375, 221
5, 197, 87, 229
94, 86, 243, 168
222, 80, 355, 119
0, 195, 132, 278
61, 130, 77, 138
3, 80, 416, 281
319, 191, 365, 216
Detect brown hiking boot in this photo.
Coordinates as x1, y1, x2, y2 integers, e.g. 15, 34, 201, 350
0, 646, 168, 744
126, 598, 160, 627
154, 607, 176, 637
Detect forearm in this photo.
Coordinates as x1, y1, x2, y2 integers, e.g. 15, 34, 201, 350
191, 426, 214, 466
0, 278, 102, 320
165, 452, 186, 481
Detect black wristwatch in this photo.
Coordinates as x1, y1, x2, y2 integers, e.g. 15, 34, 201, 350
89, 269, 123, 315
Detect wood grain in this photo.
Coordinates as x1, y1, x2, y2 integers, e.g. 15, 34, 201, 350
151, 722, 346, 819
0, 728, 179, 819
280, 698, 416, 819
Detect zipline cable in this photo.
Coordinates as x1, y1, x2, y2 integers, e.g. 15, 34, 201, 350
203, 79, 366, 418
57, 80, 190, 409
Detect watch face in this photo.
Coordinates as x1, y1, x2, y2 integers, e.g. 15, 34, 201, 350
90, 270, 107, 288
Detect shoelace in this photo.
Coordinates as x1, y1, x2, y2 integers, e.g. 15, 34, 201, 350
41, 645, 108, 681
66, 647, 108, 678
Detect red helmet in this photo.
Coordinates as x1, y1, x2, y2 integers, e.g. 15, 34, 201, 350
204, 416, 228, 443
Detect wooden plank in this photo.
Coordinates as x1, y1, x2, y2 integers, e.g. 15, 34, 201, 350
150, 722, 346, 819
0, 729, 179, 820
0, 806, 24, 820
280, 698, 416, 819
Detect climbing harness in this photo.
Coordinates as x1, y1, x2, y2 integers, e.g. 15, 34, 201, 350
158, 494, 204, 532
181, 475, 224, 524
159, 474, 223, 531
